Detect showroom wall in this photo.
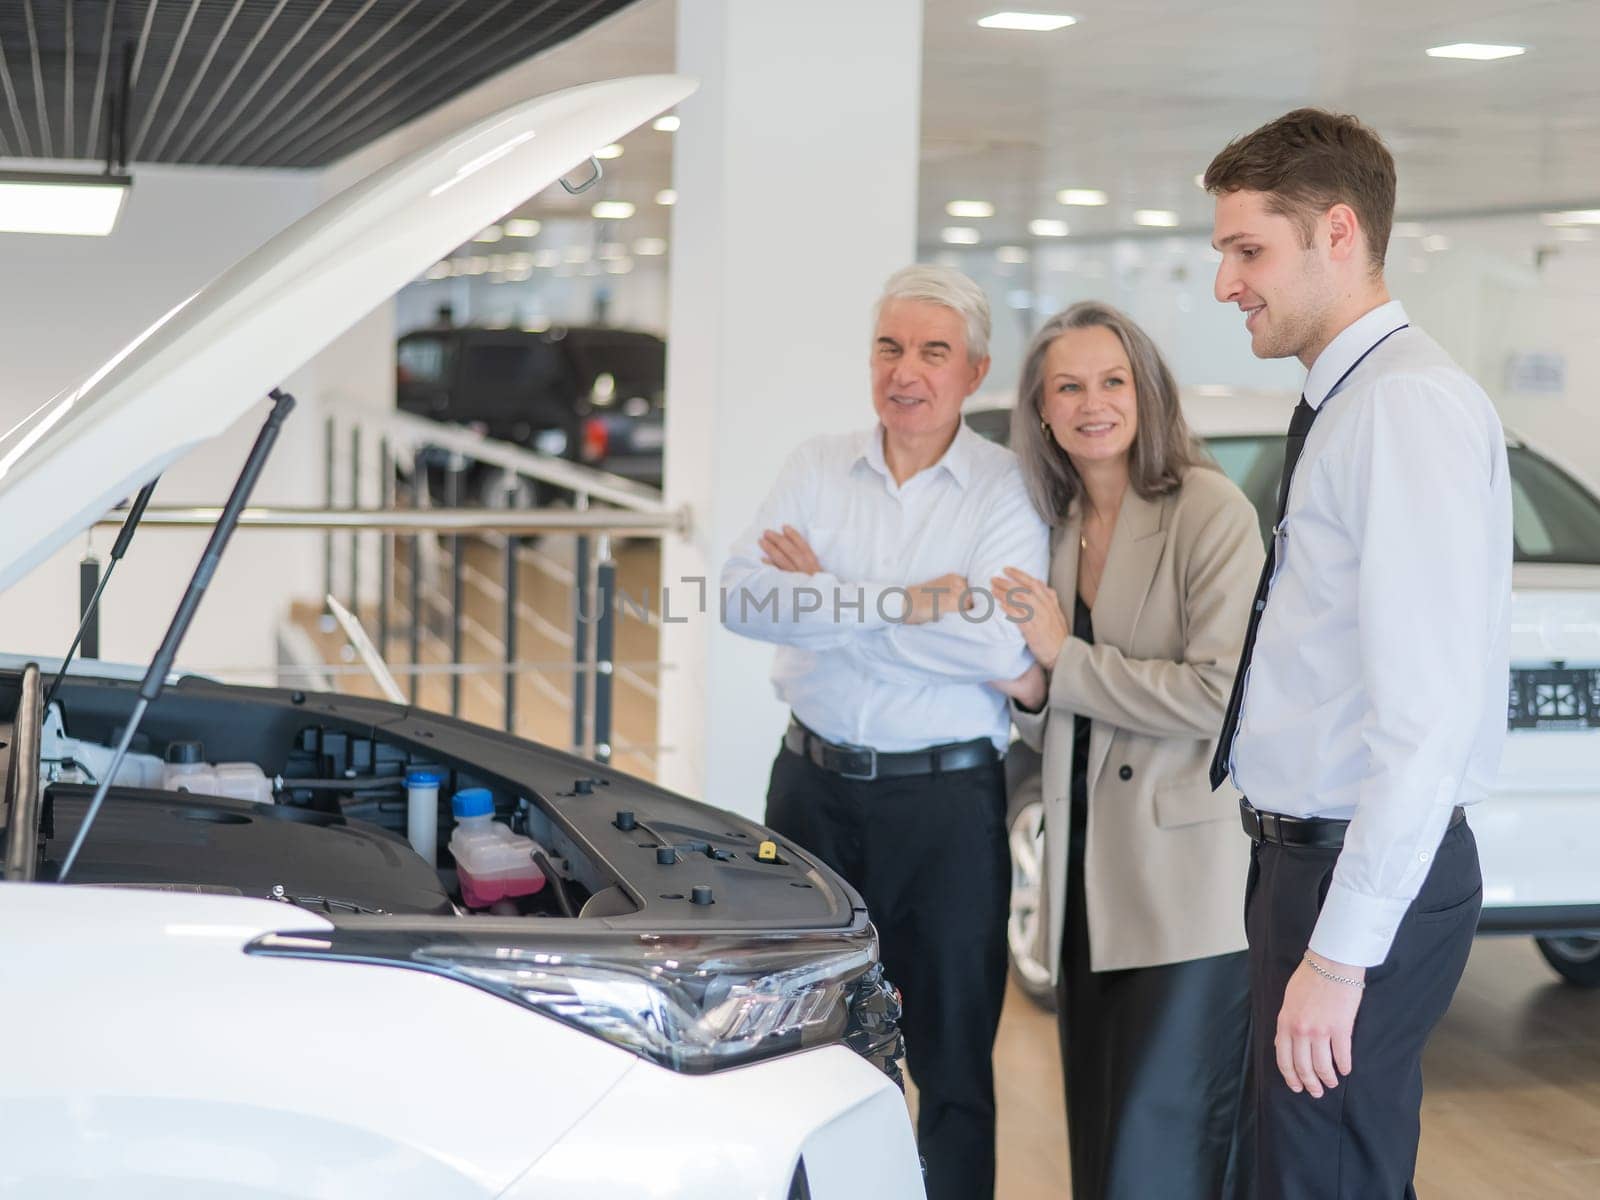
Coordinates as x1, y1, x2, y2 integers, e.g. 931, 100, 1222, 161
930, 217, 1600, 486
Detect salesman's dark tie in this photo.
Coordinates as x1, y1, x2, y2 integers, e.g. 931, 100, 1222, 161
1209, 397, 1318, 789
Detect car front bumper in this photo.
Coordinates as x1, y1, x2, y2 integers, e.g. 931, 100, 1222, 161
502, 1043, 925, 1199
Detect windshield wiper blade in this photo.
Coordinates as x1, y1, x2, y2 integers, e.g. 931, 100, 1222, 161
44, 476, 161, 712
57, 389, 296, 882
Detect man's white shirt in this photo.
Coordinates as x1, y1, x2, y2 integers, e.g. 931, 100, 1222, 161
1230, 300, 1513, 967
722, 421, 1048, 752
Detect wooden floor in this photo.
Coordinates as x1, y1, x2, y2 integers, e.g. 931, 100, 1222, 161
976, 936, 1600, 1198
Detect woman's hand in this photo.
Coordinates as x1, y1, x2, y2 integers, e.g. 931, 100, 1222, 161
990, 661, 1047, 711
992, 566, 1069, 667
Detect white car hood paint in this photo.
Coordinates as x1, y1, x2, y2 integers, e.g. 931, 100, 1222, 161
0, 74, 695, 595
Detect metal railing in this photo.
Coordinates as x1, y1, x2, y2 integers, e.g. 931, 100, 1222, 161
81, 408, 686, 777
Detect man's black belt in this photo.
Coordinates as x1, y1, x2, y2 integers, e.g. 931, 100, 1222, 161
1240, 798, 1466, 849
784, 718, 997, 782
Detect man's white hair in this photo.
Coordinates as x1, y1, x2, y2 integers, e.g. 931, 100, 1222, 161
874, 264, 992, 362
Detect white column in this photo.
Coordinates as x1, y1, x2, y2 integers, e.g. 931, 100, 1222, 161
659, 0, 924, 815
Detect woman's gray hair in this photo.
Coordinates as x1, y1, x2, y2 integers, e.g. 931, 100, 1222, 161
874, 264, 992, 361
1011, 301, 1210, 526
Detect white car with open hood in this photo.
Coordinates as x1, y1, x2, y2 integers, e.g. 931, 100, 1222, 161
0, 77, 925, 1199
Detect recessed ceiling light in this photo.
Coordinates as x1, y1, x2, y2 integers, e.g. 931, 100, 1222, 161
503, 218, 541, 238
1029, 218, 1070, 237
0, 170, 131, 236
605, 257, 635, 274
1426, 43, 1526, 61
592, 200, 635, 220
655, 188, 677, 206
1392, 222, 1426, 237
996, 245, 1031, 263
533, 249, 560, 268
946, 200, 995, 218
942, 226, 981, 245
1057, 188, 1107, 206
1423, 234, 1451, 252
1134, 209, 1180, 227
652, 115, 680, 132
1542, 209, 1600, 226
425, 261, 452, 280
598, 242, 628, 260
978, 11, 1078, 32
634, 237, 668, 256
594, 143, 624, 160
473, 225, 504, 243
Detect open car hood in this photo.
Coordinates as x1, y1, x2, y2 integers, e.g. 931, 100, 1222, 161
0, 74, 695, 594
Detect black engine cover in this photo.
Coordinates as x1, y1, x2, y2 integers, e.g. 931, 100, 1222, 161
44, 785, 454, 917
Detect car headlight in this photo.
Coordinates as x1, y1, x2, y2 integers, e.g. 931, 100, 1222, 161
251, 927, 886, 1074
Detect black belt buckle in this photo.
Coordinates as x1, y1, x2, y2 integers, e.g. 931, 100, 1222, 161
835, 745, 879, 782
1240, 799, 1263, 843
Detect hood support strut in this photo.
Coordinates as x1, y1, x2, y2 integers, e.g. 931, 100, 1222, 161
44, 476, 161, 712
56, 389, 296, 882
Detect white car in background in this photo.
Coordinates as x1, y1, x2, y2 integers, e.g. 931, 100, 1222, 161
967, 391, 1600, 1002
0, 78, 925, 1199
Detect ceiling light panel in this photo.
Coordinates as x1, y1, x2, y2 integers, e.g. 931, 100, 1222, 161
946, 200, 996, 218
1057, 189, 1107, 206
1425, 43, 1526, 61
653, 115, 680, 132
1134, 209, 1180, 227
1029, 219, 1069, 237
978, 12, 1078, 32
942, 226, 981, 244
0, 173, 131, 236
592, 201, 636, 220
595, 144, 625, 160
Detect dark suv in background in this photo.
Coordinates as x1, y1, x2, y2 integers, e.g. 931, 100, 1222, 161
397, 325, 667, 494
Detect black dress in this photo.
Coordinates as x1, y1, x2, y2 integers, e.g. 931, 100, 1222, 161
1057, 592, 1252, 1200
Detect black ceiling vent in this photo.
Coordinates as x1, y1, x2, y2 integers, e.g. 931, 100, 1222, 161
0, 0, 638, 170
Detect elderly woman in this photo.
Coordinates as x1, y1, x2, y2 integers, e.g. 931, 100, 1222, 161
991, 302, 1262, 1199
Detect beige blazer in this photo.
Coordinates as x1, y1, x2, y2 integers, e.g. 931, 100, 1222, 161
1012, 465, 1264, 975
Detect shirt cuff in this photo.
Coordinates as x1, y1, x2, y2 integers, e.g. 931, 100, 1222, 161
1308, 879, 1412, 968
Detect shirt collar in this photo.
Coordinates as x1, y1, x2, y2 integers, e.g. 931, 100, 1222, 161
860, 421, 974, 489
1303, 299, 1409, 409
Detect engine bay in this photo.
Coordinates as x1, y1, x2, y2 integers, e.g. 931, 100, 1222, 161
1, 668, 862, 932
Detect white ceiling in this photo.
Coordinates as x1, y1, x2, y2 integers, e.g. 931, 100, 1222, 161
490, 0, 1600, 248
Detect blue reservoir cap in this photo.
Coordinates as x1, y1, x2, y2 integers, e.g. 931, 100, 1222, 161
405, 768, 445, 788
452, 787, 494, 818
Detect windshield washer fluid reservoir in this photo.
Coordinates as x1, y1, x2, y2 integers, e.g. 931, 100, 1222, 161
449, 788, 546, 910
162, 740, 273, 805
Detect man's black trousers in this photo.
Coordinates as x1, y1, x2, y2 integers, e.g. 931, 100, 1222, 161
1244, 817, 1482, 1199
765, 743, 1011, 1200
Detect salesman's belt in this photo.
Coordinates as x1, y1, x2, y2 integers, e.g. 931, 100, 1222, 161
1240, 798, 1466, 849
784, 718, 997, 782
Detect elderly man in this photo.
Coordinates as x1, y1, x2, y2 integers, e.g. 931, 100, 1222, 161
721, 264, 1048, 1200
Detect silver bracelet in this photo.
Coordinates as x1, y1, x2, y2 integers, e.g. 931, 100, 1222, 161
1303, 952, 1366, 989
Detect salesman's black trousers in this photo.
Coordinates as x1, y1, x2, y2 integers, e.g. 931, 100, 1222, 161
765, 744, 1011, 1200
1244, 818, 1482, 1199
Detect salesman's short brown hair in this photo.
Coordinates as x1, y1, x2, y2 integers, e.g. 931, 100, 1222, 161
1204, 108, 1396, 275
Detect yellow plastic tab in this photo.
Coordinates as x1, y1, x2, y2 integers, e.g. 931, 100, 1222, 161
757, 840, 778, 862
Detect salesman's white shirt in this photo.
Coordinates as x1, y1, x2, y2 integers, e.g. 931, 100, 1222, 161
1230, 300, 1512, 967
721, 422, 1048, 752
